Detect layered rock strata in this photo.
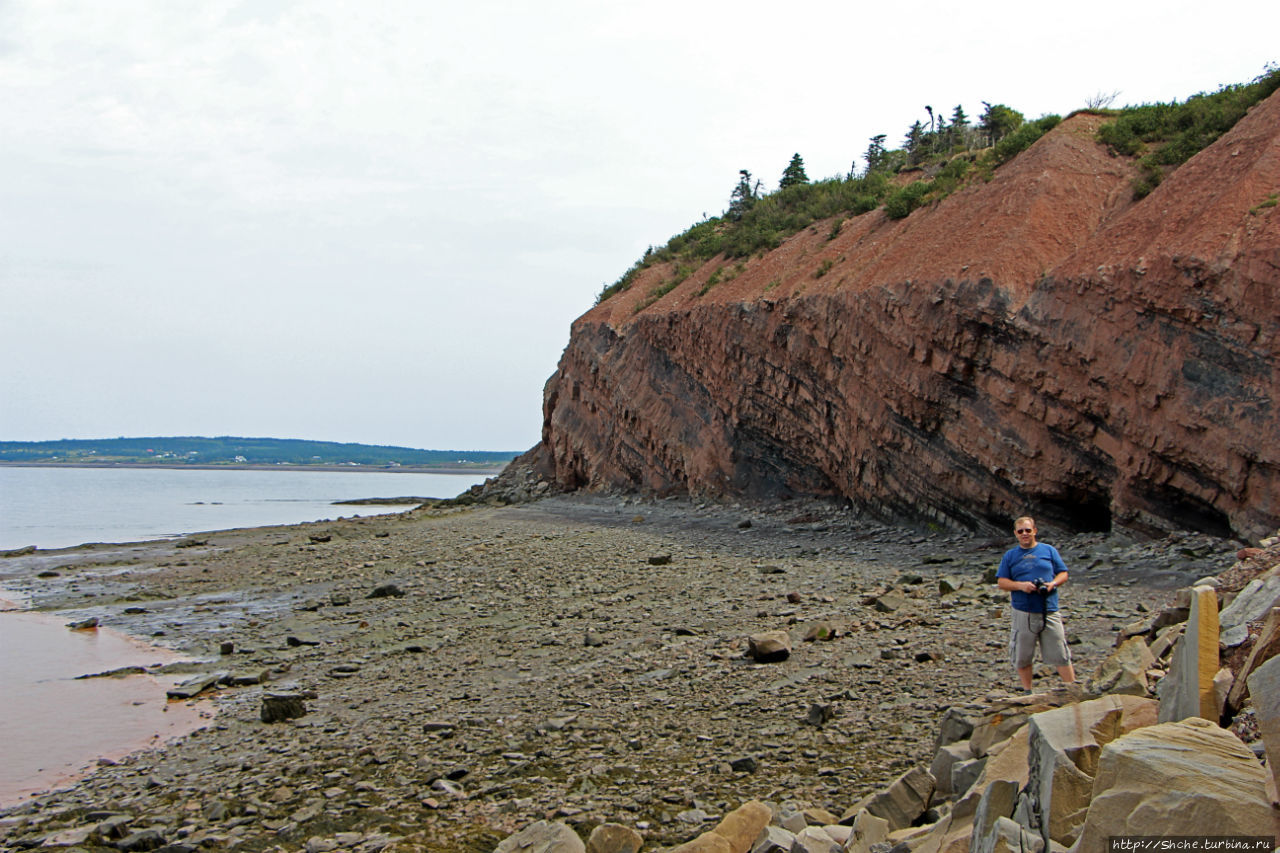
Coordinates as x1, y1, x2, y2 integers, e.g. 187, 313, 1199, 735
535, 92, 1280, 540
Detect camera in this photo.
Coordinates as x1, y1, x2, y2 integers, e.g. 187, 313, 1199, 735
1032, 579, 1051, 595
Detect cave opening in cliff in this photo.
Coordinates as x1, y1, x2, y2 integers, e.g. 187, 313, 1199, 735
1139, 483, 1234, 539
1034, 489, 1112, 533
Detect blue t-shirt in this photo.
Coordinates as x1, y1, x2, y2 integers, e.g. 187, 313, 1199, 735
997, 542, 1067, 613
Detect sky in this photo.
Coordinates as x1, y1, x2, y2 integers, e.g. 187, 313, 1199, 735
1, 1, 1275, 452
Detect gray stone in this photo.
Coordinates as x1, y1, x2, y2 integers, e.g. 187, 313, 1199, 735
969, 779, 1018, 853
748, 825, 793, 853
585, 823, 642, 853
1247, 655, 1280, 801
260, 692, 307, 723
929, 741, 971, 797
166, 672, 223, 700
494, 820, 585, 853
934, 705, 983, 750
1219, 573, 1280, 647
856, 766, 934, 830
950, 756, 986, 799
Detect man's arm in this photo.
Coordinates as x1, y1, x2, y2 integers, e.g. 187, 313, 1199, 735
997, 576, 1037, 594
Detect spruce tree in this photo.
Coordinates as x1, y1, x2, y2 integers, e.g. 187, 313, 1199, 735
727, 169, 761, 220
779, 153, 809, 189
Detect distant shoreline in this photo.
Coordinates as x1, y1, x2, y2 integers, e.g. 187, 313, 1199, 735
0, 461, 507, 476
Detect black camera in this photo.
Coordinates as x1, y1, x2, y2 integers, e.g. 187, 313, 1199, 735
1032, 579, 1051, 595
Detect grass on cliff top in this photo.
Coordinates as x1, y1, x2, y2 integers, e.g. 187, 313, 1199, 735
598, 66, 1280, 306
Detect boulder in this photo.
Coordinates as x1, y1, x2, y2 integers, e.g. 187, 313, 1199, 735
968, 779, 1019, 853
1069, 718, 1275, 853
950, 756, 986, 800
929, 741, 972, 797
747, 826, 793, 853
1156, 585, 1220, 723
1227, 606, 1280, 711
933, 705, 984, 751
1025, 694, 1159, 848
1086, 636, 1155, 696
586, 823, 643, 853
971, 727, 1031, 792
708, 800, 771, 853
842, 809, 889, 853
746, 631, 791, 663
1218, 570, 1280, 647
974, 817, 1043, 853
494, 821, 585, 853
1247, 655, 1280, 804
848, 766, 934, 830
791, 827, 840, 853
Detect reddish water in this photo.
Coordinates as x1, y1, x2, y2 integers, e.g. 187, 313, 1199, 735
0, 604, 212, 806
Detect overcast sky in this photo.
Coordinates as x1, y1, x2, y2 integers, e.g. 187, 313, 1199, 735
1, 1, 1274, 451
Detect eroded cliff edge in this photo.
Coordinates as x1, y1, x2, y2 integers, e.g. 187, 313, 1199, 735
532, 96, 1280, 540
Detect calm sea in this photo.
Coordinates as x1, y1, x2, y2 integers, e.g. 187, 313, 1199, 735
0, 465, 493, 551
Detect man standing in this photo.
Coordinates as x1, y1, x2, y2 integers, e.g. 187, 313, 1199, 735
996, 516, 1076, 691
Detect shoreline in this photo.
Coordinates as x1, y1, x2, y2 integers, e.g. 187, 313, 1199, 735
0, 461, 508, 475
0, 495, 1240, 850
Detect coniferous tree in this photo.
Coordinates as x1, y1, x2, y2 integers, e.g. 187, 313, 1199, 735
905, 120, 927, 165
726, 169, 761, 220
979, 102, 1024, 144
864, 134, 889, 175
779, 153, 809, 189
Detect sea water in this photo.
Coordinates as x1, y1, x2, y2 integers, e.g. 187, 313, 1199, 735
0, 603, 210, 807
0, 465, 492, 551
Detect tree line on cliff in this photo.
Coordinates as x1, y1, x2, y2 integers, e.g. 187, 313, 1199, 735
598, 65, 1280, 307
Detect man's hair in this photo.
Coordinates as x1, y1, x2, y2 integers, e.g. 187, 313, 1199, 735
1014, 516, 1036, 530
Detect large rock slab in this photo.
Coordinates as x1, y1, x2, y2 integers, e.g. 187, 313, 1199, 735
1218, 570, 1280, 647
1247, 655, 1280, 807
1157, 585, 1220, 723
1026, 694, 1159, 848
1227, 606, 1280, 711
1069, 717, 1275, 853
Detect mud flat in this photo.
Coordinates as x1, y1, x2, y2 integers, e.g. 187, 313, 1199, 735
0, 495, 1238, 851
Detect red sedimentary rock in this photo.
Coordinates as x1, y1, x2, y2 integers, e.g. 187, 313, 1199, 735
533, 95, 1280, 540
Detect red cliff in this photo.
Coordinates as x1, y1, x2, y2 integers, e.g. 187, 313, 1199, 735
531, 94, 1280, 540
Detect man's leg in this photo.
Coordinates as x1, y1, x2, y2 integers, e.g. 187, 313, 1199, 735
1017, 665, 1034, 690
1056, 664, 1076, 683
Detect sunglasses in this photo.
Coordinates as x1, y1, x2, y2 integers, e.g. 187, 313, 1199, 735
1015, 528, 1034, 534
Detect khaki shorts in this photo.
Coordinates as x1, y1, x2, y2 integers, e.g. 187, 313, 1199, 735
1009, 609, 1072, 668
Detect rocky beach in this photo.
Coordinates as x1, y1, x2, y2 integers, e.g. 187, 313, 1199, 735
0, 494, 1259, 852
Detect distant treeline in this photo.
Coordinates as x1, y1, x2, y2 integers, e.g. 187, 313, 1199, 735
0, 437, 519, 469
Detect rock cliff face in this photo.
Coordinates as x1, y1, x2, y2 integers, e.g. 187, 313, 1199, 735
536, 95, 1280, 540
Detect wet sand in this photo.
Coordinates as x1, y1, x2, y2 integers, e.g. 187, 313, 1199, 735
0, 495, 1238, 850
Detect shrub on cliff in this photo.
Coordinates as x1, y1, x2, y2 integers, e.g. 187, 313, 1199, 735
1097, 65, 1280, 198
